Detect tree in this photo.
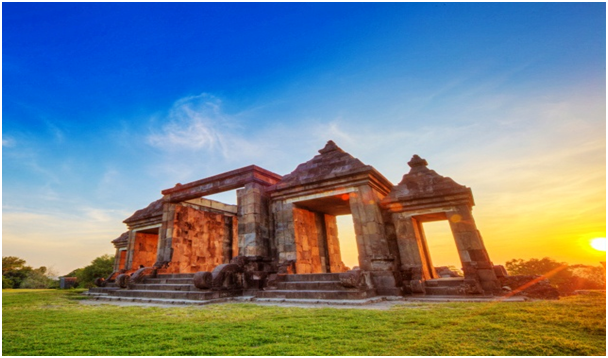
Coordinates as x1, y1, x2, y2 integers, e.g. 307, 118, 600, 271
68, 254, 114, 288
2, 256, 33, 288
506, 257, 605, 294
2, 257, 58, 289
20, 267, 57, 289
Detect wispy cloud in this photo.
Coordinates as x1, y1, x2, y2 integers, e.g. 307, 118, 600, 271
148, 93, 228, 152
2, 136, 16, 147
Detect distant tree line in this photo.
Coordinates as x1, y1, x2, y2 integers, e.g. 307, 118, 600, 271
64, 254, 114, 288
2, 255, 114, 289
2, 256, 58, 289
505, 257, 605, 295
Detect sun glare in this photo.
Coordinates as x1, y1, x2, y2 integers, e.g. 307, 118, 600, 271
590, 238, 606, 252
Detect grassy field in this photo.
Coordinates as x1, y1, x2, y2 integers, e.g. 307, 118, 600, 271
2, 289, 606, 356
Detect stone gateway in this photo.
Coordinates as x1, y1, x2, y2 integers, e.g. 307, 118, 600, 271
90, 141, 509, 303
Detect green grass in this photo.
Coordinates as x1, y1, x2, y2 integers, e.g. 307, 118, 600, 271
2, 289, 606, 356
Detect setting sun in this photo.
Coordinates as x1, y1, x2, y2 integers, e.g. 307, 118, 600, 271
590, 238, 606, 252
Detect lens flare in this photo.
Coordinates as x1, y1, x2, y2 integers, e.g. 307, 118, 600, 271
590, 238, 606, 251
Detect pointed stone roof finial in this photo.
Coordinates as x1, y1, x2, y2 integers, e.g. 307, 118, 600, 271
408, 155, 429, 173
318, 140, 344, 154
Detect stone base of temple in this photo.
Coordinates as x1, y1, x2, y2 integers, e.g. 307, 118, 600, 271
255, 273, 376, 300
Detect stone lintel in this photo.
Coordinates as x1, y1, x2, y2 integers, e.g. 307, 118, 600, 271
183, 198, 238, 215
382, 191, 473, 213
161, 165, 282, 203
270, 173, 392, 202
125, 217, 163, 231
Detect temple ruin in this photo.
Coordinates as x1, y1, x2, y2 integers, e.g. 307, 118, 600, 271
90, 141, 505, 303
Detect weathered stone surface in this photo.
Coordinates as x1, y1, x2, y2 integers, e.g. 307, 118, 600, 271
164, 204, 236, 274
130, 232, 158, 269
193, 271, 212, 289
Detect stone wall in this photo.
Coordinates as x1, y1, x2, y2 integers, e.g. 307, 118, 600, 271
131, 232, 158, 268
293, 207, 324, 273
164, 204, 236, 274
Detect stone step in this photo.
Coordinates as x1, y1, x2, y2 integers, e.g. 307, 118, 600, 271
282, 273, 341, 282
156, 273, 195, 279
130, 284, 197, 291
277, 281, 345, 291
425, 278, 465, 287
424, 286, 468, 296
88, 287, 120, 294
143, 278, 193, 285
113, 289, 241, 300
256, 289, 373, 300
86, 295, 246, 306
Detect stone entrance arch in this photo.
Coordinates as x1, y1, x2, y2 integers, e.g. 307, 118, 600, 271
270, 141, 401, 295
382, 155, 500, 294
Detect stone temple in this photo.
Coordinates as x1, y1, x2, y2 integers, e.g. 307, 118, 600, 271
89, 141, 506, 303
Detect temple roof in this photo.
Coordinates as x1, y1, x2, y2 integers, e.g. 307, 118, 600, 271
383, 155, 472, 204
276, 140, 390, 190
123, 198, 164, 224
111, 231, 129, 246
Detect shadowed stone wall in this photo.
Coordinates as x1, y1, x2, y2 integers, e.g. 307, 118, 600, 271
131, 232, 158, 269
164, 204, 236, 273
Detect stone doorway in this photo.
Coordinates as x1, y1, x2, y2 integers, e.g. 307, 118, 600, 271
292, 194, 351, 274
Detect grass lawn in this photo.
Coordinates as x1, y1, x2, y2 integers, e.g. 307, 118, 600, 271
2, 289, 606, 356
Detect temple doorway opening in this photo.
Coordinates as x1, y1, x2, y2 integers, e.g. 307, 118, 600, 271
336, 214, 358, 270
204, 189, 239, 205
421, 220, 463, 277
292, 193, 354, 274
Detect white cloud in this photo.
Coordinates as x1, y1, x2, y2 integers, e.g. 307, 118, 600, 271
147, 93, 227, 152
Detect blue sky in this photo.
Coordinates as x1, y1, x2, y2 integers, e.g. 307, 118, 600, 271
3, 2, 606, 274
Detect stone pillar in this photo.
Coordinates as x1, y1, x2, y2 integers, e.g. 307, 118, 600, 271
324, 214, 345, 273
392, 213, 435, 280
156, 202, 176, 265
315, 213, 329, 273
221, 216, 235, 264
272, 200, 296, 262
447, 205, 499, 292
124, 230, 137, 270
350, 185, 400, 295
349, 185, 392, 271
237, 182, 271, 257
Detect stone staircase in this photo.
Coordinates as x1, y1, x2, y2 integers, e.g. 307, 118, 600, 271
85, 272, 379, 305
84, 273, 242, 304
255, 273, 376, 300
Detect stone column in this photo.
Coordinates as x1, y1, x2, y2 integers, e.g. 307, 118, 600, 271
237, 182, 271, 257
392, 213, 435, 280
112, 248, 121, 272
156, 202, 176, 265
124, 230, 137, 270
349, 185, 392, 271
272, 200, 296, 262
350, 185, 400, 295
324, 214, 344, 273
447, 205, 499, 292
